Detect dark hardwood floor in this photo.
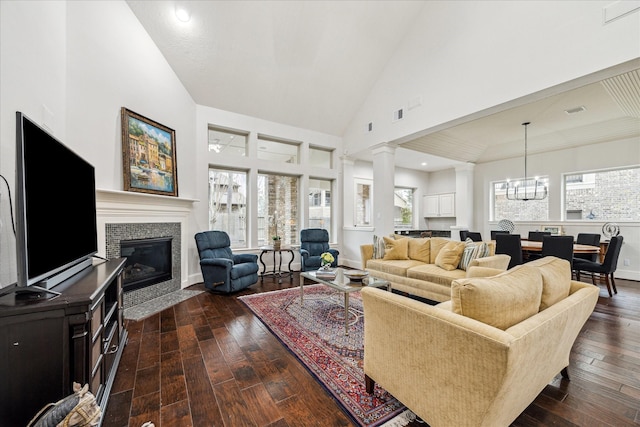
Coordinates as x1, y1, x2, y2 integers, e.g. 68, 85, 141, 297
103, 274, 640, 427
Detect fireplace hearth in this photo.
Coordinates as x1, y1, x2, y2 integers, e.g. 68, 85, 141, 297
120, 237, 172, 292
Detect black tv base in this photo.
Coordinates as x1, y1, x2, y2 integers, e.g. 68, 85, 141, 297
0, 258, 126, 427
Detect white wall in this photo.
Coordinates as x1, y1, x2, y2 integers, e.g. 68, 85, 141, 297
343, 1, 640, 152
0, 0, 196, 288
1, 0, 68, 287
65, 1, 196, 197
474, 137, 640, 280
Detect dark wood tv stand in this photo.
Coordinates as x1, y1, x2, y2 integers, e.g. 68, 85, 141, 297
0, 258, 127, 427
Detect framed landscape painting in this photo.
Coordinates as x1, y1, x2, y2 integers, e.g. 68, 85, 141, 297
540, 225, 563, 235
121, 108, 178, 196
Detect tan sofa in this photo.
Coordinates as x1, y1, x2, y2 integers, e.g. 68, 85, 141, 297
361, 257, 599, 427
360, 237, 511, 302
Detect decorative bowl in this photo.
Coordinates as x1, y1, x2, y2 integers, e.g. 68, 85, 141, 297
344, 270, 369, 281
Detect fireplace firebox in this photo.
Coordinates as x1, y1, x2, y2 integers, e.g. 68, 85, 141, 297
120, 237, 173, 292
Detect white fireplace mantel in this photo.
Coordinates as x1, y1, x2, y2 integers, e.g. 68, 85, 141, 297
96, 189, 199, 289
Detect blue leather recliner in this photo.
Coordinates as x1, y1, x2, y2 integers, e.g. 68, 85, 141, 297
195, 231, 259, 293
299, 228, 339, 272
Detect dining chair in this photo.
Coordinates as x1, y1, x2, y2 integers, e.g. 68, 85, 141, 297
573, 235, 623, 297
490, 230, 510, 240
575, 233, 601, 262
465, 232, 482, 242
541, 235, 574, 264
495, 233, 522, 269
528, 231, 551, 242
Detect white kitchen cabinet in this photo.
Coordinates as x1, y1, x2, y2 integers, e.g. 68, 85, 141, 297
423, 193, 455, 217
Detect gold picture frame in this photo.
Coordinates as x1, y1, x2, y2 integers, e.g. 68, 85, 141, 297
121, 108, 178, 196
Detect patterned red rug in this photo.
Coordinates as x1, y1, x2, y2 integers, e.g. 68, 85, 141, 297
239, 284, 411, 427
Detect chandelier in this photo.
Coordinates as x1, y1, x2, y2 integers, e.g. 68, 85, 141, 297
505, 122, 548, 201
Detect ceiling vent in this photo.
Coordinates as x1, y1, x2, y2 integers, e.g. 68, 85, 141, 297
601, 69, 640, 118
564, 106, 587, 115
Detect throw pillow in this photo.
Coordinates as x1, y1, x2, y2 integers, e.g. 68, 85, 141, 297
459, 239, 492, 271
408, 238, 430, 263
429, 237, 450, 263
450, 265, 543, 330
372, 235, 386, 259
382, 236, 409, 260
434, 241, 465, 270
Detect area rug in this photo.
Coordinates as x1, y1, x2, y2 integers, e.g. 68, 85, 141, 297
239, 285, 414, 427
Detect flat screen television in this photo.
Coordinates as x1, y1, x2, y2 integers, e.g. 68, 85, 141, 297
14, 111, 97, 294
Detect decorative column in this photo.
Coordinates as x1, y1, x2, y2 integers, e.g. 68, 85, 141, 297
455, 163, 475, 230
372, 144, 396, 236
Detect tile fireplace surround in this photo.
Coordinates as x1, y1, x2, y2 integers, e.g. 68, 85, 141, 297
96, 189, 197, 309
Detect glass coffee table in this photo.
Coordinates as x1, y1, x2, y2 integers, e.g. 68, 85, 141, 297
299, 268, 390, 335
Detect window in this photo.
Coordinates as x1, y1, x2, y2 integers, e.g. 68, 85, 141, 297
208, 126, 247, 156
308, 179, 333, 235
208, 169, 247, 247
492, 179, 549, 221
257, 135, 299, 164
354, 179, 372, 226
309, 146, 332, 168
258, 174, 299, 245
564, 166, 640, 221
394, 187, 414, 229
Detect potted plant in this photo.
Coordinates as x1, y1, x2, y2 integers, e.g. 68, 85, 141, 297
272, 235, 281, 250
320, 252, 334, 270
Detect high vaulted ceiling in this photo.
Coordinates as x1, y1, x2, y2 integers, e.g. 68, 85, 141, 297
126, 0, 424, 136
126, 1, 640, 171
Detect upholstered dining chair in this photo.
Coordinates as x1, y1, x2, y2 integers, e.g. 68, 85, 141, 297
495, 233, 523, 269
528, 231, 551, 241
574, 235, 623, 297
490, 230, 510, 240
460, 230, 482, 242
575, 233, 601, 262
541, 235, 575, 264
299, 228, 339, 272
194, 230, 259, 293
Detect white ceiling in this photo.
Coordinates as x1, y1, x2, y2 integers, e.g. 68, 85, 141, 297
126, 1, 640, 172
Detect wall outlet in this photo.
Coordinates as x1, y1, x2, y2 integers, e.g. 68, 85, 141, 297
623, 258, 630, 266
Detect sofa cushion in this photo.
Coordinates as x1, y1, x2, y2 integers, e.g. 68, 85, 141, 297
458, 239, 492, 271
367, 259, 424, 276
450, 265, 543, 330
407, 264, 466, 286
408, 238, 431, 263
525, 256, 572, 310
434, 241, 465, 271
383, 236, 409, 260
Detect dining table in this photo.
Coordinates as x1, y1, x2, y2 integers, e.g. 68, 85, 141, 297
520, 239, 601, 255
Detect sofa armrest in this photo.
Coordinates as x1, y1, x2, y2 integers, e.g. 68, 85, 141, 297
469, 254, 511, 270
360, 244, 374, 270
233, 253, 258, 264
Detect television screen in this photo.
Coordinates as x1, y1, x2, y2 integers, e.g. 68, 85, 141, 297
16, 112, 98, 288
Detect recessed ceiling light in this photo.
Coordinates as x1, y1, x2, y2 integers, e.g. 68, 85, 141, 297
175, 6, 191, 22
421, 162, 427, 166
